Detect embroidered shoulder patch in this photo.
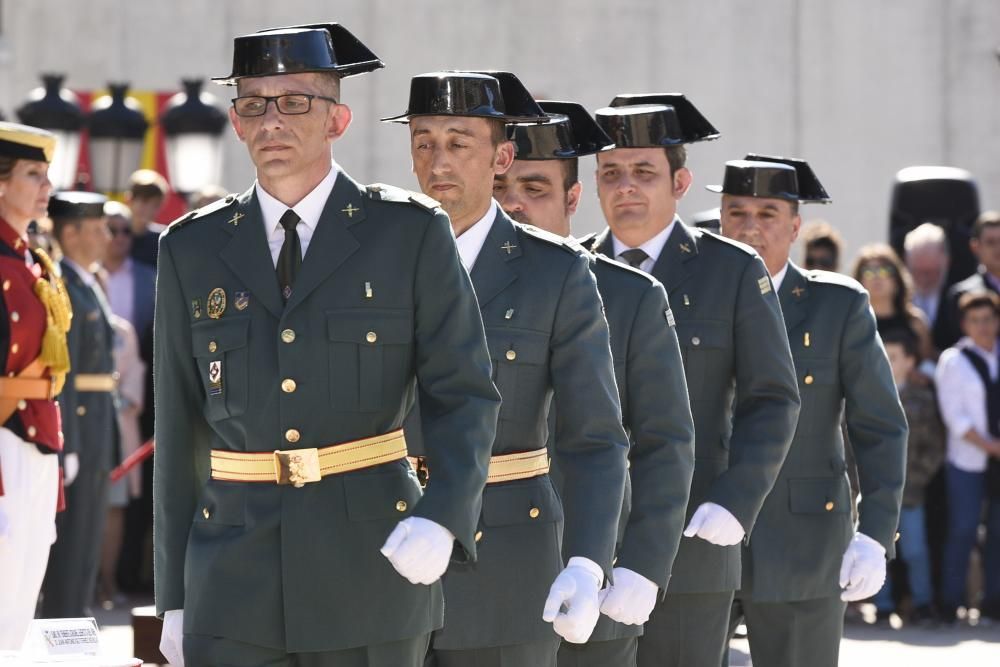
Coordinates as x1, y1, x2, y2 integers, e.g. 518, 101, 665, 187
664, 309, 676, 327
758, 276, 772, 295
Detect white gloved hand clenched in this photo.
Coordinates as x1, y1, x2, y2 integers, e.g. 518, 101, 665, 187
839, 532, 887, 601
381, 516, 455, 585
63, 452, 79, 487
599, 566, 659, 626
542, 557, 604, 644
683, 502, 745, 546
159, 609, 184, 667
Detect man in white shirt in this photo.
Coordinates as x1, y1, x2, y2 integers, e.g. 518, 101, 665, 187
934, 290, 1000, 622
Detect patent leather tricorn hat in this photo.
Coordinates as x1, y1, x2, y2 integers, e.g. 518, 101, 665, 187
509, 101, 614, 160
213, 23, 384, 85
596, 93, 720, 148
381, 70, 548, 123
706, 154, 831, 203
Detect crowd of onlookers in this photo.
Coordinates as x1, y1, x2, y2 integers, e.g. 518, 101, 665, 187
801, 216, 1000, 627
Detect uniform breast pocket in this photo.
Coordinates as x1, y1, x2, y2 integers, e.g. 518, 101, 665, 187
486, 327, 549, 423
675, 320, 730, 399
794, 356, 838, 437
191, 318, 250, 421
327, 309, 414, 413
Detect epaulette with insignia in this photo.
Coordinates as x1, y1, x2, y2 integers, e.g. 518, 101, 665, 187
166, 194, 238, 234
806, 268, 865, 293
366, 183, 441, 212
518, 223, 580, 255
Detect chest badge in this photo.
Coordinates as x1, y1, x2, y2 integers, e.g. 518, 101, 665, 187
365, 281, 373, 299
228, 212, 245, 227
501, 241, 517, 255
208, 360, 223, 396
191, 299, 203, 319
234, 291, 250, 311
505, 308, 515, 320
792, 285, 805, 298
207, 288, 227, 319
342, 203, 360, 218
758, 276, 772, 295
679, 242, 692, 254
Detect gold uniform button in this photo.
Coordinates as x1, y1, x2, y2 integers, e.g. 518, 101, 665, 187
506, 349, 517, 361
396, 500, 408, 512
366, 331, 377, 343
10, 311, 19, 323
17, 400, 27, 411
76, 406, 87, 417
804, 374, 815, 385
202, 507, 211, 519
691, 336, 701, 346
281, 329, 296, 344
529, 507, 541, 519
825, 501, 835, 511
475, 530, 483, 542
10, 343, 18, 354
281, 378, 297, 393
894, 532, 901, 542
208, 341, 218, 353
27, 426, 37, 438
285, 429, 301, 443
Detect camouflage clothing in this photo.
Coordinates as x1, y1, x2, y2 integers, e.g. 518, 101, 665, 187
899, 382, 946, 508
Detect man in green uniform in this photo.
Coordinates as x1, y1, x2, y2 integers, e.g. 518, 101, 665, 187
585, 95, 801, 667
153, 24, 500, 667
494, 101, 695, 667
384, 72, 629, 666
715, 155, 907, 667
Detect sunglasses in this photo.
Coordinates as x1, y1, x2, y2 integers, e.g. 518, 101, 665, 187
109, 226, 132, 238
805, 255, 836, 270
859, 265, 896, 281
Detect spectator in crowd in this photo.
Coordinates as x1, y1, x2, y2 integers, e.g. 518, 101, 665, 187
872, 326, 945, 625
934, 290, 1000, 623
124, 169, 168, 267
101, 202, 155, 342
800, 220, 844, 272
905, 222, 951, 340
934, 211, 1000, 351
27, 217, 57, 256
189, 184, 230, 211
853, 244, 934, 364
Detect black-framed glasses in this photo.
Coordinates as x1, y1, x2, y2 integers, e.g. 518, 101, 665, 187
232, 94, 338, 117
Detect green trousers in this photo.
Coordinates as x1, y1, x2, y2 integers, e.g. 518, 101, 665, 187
636, 591, 734, 667
558, 637, 637, 666
726, 595, 846, 667
430, 639, 559, 667
183, 633, 431, 667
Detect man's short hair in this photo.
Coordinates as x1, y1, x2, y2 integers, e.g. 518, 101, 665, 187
972, 211, 1000, 240
51, 213, 98, 241
128, 169, 169, 201
801, 220, 843, 254
487, 118, 507, 147
904, 222, 949, 256
880, 325, 920, 359
664, 146, 687, 177
560, 158, 579, 193
958, 289, 1000, 318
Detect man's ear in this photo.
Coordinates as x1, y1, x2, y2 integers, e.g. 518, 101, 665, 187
566, 182, 583, 217
790, 214, 802, 243
328, 103, 353, 142
673, 167, 693, 200
493, 141, 515, 176
229, 106, 246, 143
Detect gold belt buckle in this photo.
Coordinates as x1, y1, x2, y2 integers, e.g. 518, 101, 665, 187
274, 448, 321, 487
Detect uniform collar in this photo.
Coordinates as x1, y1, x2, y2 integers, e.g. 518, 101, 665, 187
62, 257, 99, 288
771, 262, 789, 292
610, 216, 677, 264
455, 199, 498, 271
0, 216, 29, 256
256, 160, 339, 240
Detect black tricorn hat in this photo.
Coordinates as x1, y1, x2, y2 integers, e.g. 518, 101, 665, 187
596, 93, 720, 148
381, 70, 547, 123
213, 23, 384, 85
706, 154, 831, 203
48, 191, 109, 220
690, 207, 721, 233
509, 100, 615, 160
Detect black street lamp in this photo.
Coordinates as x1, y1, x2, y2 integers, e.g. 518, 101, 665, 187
16, 74, 85, 189
87, 83, 149, 193
159, 79, 227, 194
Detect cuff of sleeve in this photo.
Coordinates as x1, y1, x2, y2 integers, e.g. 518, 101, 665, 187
567, 556, 604, 587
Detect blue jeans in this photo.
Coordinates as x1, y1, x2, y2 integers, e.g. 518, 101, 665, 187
941, 464, 1000, 611
873, 505, 933, 610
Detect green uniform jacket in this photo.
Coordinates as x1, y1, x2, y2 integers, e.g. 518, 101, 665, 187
152, 174, 500, 652
741, 263, 907, 602
589, 221, 800, 594
412, 209, 629, 650
575, 252, 696, 643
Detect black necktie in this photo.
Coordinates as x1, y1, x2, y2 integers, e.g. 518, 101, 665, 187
619, 248, 649, 269
277, 209, 301, 301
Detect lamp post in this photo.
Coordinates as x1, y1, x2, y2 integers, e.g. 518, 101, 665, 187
16, 74, 85, 189
159, 79, 227, 195
87, 83, 148, 194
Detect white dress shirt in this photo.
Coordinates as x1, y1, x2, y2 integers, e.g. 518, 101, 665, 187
935, 338, 999, 473
105, 258, 135, 325
455, 199, 498, 272
256, 161, 339, 267
771, 263, 789, 293
611, 218, 677, 273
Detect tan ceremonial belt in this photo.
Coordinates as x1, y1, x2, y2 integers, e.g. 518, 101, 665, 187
74, 373, 118, 392
0, 358, 56, 401
410, 448, 550, 485
211, 429, 408, 487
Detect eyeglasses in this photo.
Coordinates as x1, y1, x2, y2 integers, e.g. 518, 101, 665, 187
109, 227, 132, 238
860, 265, 896, 281
805, 255, 836, 270
231, 94, 338, 117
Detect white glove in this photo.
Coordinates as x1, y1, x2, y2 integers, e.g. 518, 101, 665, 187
599, 566, 659, 625
683, 502, 745, 546
63, 452, 79, 486
542, 557, 603, 643
380, 516, 455, 585
159, 609, 184, 667
839, 532, 887, 601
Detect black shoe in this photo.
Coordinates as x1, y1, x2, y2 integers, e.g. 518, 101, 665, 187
873, 609, 894, 627
909, 605, 939, 627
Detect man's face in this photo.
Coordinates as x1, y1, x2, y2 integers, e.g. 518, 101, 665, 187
961, 305, 1000, 350
106, 214, 132, 262
720, 194, 800, 275
493, 159, 580, 236
409, 116, 513, 226
971, 226, 1000, 276
906, 246, 949, 294
884, 342, 916, 387
229, 72, 350, 181
596, 148, 689, 238
125, 195, 163, 228
64, 216, 111, 265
